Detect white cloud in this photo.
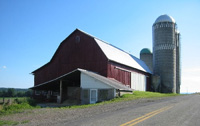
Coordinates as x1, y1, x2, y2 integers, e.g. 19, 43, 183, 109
2, 66, 6, 69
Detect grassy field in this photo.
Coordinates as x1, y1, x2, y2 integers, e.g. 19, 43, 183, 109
0, 97, 38, 115
0, 97, 27, 111
121, 91, 179, 99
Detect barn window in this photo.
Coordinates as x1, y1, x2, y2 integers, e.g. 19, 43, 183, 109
75, 36, 80, 43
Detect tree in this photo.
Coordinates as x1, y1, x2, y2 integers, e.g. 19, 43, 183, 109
16, 91, 23, 97
2, 90, 7, 97
25, 90, 32, 97
7, 88, 15, 97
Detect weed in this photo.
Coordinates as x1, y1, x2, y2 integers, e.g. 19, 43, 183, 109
0, 120, 19, 126
21, 120, 29, 124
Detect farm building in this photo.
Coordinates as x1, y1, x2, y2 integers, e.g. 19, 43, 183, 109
30, 29, 152, 104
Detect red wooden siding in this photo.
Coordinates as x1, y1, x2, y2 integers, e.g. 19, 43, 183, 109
107, 62, 131, 87
34, 30, 108, 85
107, 61, 151, 90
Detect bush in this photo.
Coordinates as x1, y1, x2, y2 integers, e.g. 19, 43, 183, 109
13, 97, 37, 106
27, 98, 37, 106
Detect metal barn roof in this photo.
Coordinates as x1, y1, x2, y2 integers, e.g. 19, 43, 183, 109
94, 38, 152, 74
80, 69, 133, 91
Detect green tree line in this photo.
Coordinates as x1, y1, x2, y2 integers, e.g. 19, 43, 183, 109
0, 88, 32, 97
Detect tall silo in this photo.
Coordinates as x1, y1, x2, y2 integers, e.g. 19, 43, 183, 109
153, 14, 179, 93
175, 30, 181, 93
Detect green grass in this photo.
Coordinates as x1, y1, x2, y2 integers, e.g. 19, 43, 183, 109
60, 91, 180, 109
0, 120, 29, 126
0, 120, 19, 126
1, 103, 34, 115
0, 97, 39, 116
0, 105, 2, 111
121, 91, 179, 99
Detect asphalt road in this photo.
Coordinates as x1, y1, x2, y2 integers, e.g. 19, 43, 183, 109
59, 94, 200, 126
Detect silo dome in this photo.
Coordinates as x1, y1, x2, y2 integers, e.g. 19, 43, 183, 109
140, 48, 151, 54
155, 14, 175, 24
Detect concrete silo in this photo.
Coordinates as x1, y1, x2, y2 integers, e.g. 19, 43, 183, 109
175, 30, 181, 93
140, 48, 153, 72
152, 14, 180, 93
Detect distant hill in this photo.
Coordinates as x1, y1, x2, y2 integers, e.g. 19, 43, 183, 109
0, 88, 29, 92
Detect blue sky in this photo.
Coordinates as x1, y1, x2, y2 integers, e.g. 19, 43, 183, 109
0, 0, 200, 93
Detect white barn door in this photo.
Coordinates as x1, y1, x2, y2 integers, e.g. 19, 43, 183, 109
90, 89, 98, 104
131, 72, 146, 91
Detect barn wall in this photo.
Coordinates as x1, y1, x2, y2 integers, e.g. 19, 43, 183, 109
107, 62, 131, 87
34, 30, 108, 85
107, 61, 151, 91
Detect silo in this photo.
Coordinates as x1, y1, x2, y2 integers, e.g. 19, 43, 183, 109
175, 30, 181, 93
152, 14, 177, 93
140, 48, 153, 72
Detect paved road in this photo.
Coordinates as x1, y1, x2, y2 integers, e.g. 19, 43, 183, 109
58, 94, 200, 126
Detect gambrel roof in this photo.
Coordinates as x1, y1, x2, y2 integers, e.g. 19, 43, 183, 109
32, 29, 152, 74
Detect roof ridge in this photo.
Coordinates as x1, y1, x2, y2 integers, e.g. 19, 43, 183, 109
76, 29, 110, 44
76, 29, 132, 56
78, 29, 135, 57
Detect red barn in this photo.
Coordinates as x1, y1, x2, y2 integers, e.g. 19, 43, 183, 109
30, 29, 152, 104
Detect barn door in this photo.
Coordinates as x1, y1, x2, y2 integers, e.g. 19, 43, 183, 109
90, 89, 98, 104
131, 72, 146, 91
